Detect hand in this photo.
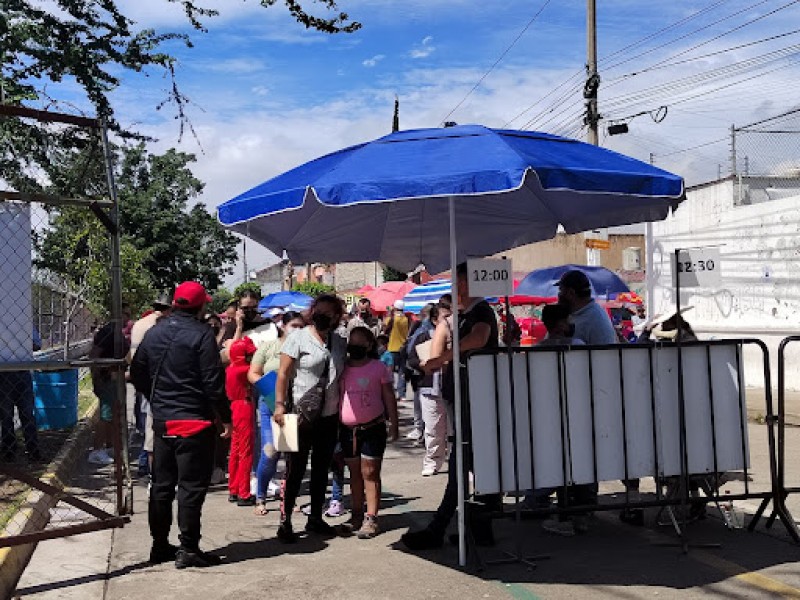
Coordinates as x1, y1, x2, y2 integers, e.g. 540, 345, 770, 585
388, 422, 399, 442
421, 357, 440, 373
273, 405, 286, 427
220, 423, 233, 439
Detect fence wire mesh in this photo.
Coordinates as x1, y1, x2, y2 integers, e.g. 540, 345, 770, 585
1, 115, 129, 547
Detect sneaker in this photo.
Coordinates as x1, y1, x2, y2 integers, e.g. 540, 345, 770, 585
357, 515, 380, 539
338, 514, 364, 536
146, 477, 152, 499
400, 527, 443, 550
88, 449, 114, 465
542, 518, 575, 537
325, 499, 344, 518
421, 466, 438, 477
300, 503, 312, 516
149, 543, 179, 564
174, 548, 221, 569
405, 429, 422, 441
277, 521, 297, 544
267, 480, 281, 499
210, 467, 225, 485
305, 516, 337, 537
573, 515, 590, 534
237, 496, 256, 507
228, 494, 239, 503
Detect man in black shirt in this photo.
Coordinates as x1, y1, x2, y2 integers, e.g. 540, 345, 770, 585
131, 282, 232, 569
401, 262, 499, 551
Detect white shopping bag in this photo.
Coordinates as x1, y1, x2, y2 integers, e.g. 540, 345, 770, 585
271, 413, 299, 452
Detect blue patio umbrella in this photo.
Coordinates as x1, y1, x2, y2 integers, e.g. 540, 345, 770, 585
516, 264, 630, 299
257, 290, 312, 312
217, 125, 684, 565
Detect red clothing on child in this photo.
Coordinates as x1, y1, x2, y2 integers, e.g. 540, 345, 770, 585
226, 337, 257, 499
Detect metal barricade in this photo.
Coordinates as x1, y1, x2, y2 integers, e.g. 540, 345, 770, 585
465, 338, 799, 544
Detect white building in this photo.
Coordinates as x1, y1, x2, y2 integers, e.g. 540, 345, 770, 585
651, 175, 800, 389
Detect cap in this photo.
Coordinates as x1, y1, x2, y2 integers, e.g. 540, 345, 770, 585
267, 307, 285, 318
152, 293, 171, 310
173, 281, 212, 309
557, 270, 592, 294
393, 299, 405, 310
649, 305, 694, 327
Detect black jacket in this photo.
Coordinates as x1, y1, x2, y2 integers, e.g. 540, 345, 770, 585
130, 311, 231, 425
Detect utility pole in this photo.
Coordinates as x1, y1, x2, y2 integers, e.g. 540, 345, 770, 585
242, 237, 248, 284
730, 123, 737, 176
584, 0, 602, 267
585, 0, 600, 146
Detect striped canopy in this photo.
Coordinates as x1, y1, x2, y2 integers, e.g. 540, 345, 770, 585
401, 279, 451, 314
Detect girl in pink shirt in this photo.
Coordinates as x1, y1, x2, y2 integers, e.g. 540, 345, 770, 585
339, 327, 399, 539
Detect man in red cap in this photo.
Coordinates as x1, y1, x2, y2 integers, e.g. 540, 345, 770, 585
131, 281, 232, 569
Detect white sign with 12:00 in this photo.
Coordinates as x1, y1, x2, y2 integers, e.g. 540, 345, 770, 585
467, 258, 514, 297
671, 247, 721, 288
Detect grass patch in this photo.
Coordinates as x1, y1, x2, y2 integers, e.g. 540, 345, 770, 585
78, 371, 96, 418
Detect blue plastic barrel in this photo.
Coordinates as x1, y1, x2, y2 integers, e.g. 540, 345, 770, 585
33, 369, 79, 430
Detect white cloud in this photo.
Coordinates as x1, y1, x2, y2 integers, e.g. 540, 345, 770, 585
251, 85, 269, 96
196, 58, 267, 74
410, 36, 436, 59
362, 54, 385, 68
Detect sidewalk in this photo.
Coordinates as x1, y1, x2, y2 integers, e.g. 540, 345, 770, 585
13, 400, 800, 600
746, 387, 800, 427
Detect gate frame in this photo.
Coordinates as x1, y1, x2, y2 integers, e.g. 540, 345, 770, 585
0, 104, 131, 548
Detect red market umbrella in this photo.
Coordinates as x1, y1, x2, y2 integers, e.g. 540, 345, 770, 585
365, 281, 416, 313
355, 284, 375, 296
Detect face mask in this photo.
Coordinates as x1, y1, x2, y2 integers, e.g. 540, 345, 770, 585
347, 344, 368, 360
312, 312, 333, 331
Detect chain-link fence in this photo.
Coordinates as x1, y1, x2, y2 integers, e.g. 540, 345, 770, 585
0, 106, 129, 560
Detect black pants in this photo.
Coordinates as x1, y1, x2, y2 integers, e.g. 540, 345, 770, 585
149, 426, 215, 551
280, 415, 338, 522
0, 371, 39, 458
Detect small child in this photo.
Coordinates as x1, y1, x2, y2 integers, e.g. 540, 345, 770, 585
377, 334, 393, 369
339, 327, 399, 538
226, 337, 258, 506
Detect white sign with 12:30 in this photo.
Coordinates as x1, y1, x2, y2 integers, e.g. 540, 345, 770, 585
671, 248, 721, 288
467, 258, 514, 297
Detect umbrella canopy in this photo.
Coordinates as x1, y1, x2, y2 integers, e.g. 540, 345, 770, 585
515, 264, 630, 298
364, 281, 416, 313
257, 290, 313, 312
218, 125, 683, 273
401, 279, 451, 314
354, 284, 375, 296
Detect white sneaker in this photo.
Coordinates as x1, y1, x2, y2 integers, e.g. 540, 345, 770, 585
267, 480, 281, 499
210, 467, 226, 485
88, 449, 114, 466
405, 429, 422, 441
421, 466, 437, 477
542, 518, 575, 537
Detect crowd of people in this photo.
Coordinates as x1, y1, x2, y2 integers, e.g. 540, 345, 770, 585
72, 264, 692, 569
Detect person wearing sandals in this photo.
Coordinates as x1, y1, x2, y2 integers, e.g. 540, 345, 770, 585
273, 295, 347, 543
338, 326, 399, 538
247, 311, 306, 516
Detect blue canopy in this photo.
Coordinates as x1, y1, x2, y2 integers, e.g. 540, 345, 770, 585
516, 264, 630, 298
257, 290, 312, 312
217, 125, 683, 273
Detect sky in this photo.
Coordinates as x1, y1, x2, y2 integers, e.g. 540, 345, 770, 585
34, 0, 800, 283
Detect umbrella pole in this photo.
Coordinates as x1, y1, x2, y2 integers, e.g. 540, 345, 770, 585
449, 196, 467, 569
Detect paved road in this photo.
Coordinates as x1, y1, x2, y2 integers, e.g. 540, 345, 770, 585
14, 398, 800, 600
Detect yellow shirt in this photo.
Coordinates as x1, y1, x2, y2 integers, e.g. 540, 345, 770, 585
387, 314, 409, 353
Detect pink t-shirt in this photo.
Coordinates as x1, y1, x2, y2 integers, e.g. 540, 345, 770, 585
339, 359, 392, 427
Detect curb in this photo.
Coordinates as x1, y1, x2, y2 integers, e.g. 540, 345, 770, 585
0, 405, 99, 600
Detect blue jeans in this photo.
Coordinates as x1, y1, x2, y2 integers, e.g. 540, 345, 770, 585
0, 371, 39, 457
331, 442, 344, 502
256, 399, 280, 501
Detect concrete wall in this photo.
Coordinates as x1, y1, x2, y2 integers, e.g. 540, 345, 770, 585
494, 233, 645, 274
334, 262, 384, 293
651, 178, 800, 389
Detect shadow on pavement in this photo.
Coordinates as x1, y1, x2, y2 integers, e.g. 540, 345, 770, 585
15, 561, 151, 596
389, 508, 800, 590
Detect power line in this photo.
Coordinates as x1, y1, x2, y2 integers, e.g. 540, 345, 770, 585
441, 0, 552, 124
608, 28, 800, 83
654, 136, 729, 158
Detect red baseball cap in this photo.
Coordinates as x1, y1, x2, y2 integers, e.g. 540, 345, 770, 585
173, 281, 212, 309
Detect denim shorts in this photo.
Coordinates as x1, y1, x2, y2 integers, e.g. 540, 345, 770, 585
339, 421, 387, 460
94, 378, 115, 422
